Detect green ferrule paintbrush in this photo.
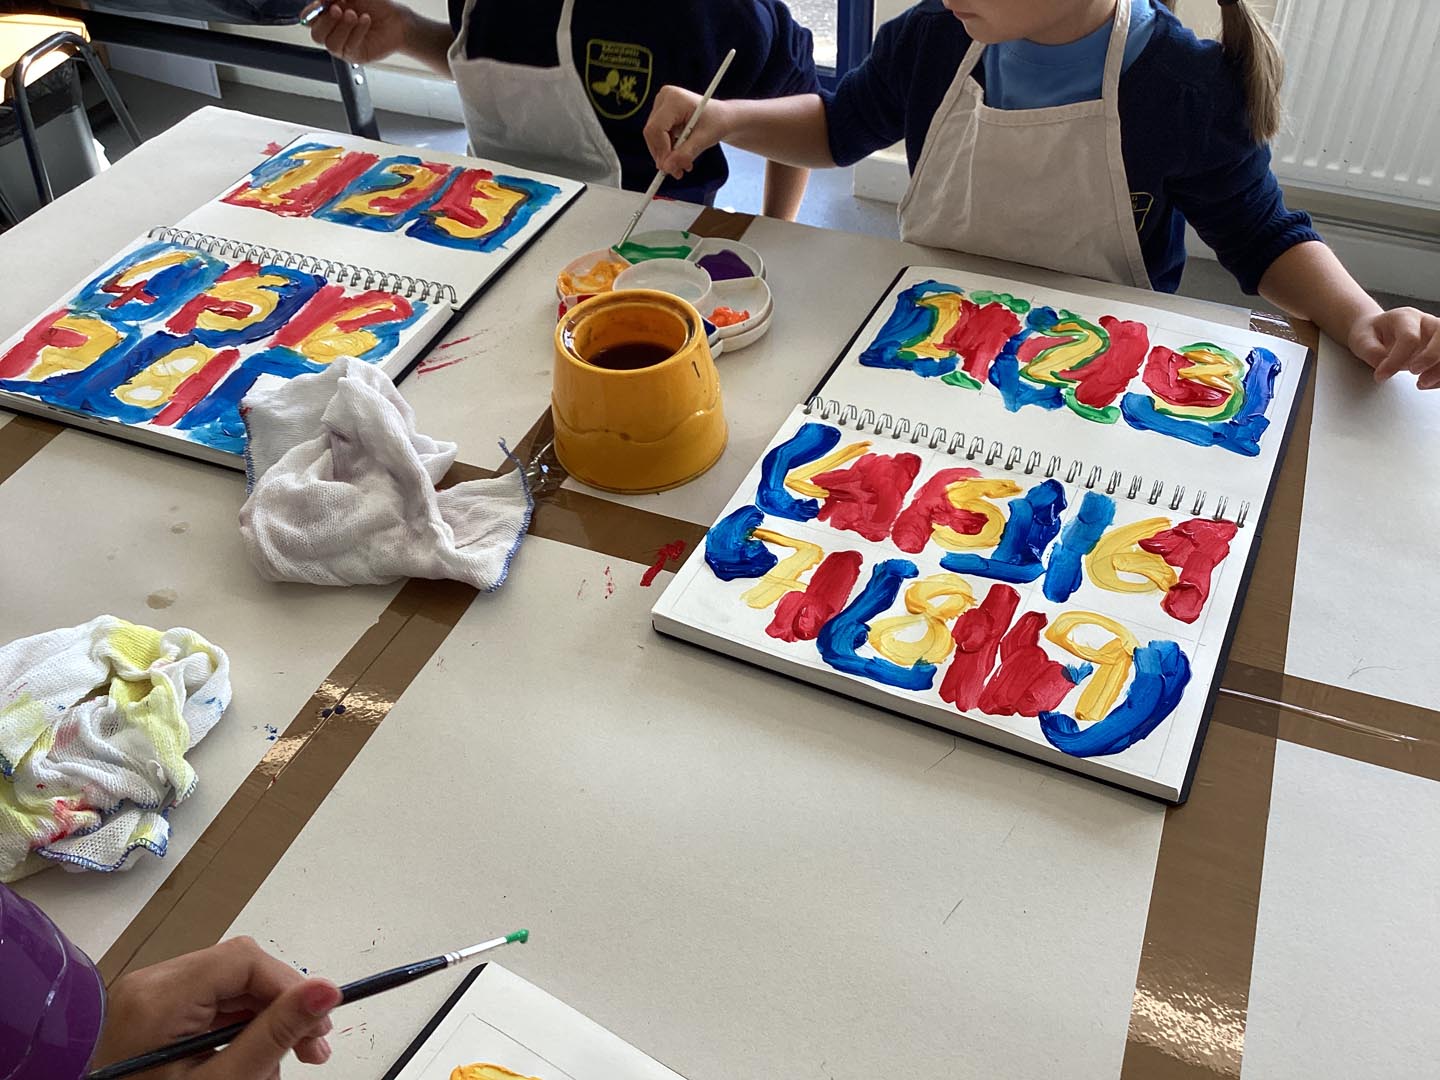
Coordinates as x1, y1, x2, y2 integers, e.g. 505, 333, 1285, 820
86, 929, 530, 1080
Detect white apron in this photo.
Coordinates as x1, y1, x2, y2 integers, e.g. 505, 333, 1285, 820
448, 0, 623, 186
897, 0, 1151, 289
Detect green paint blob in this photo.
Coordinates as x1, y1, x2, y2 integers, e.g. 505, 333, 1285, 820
614, 240, 694, 262
940, 369, 983, 391
970, 290, 1031, 315
1063, 394, 1121, 424
507, 929, 530, 944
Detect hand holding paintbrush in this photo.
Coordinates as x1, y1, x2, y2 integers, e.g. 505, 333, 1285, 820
87, 930, 528, 1079
617, 48, 737, 252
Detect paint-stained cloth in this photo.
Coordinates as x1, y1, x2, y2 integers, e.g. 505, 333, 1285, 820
240, 357, 532, 590
0, 617, 230, 882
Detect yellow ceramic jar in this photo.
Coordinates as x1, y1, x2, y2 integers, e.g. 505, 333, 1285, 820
552, 289, 727, 494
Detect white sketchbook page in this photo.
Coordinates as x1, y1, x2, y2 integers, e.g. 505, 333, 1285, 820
816, 266, 1310, 504
652, 405, 1258, 800
176, 131, 585, 308
392, 966, 682, 1080
0, 233, 449, 468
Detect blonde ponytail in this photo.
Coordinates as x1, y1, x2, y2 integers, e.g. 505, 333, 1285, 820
1219, 1, 1284, 142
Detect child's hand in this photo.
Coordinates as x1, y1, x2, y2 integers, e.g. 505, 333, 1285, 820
93, 936, 340, 1077
1349, 308, 1440, 390
309, 0, 411, 65
644, 86, 732, 179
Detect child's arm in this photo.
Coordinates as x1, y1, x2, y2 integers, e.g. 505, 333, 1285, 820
310, 0, 453, 77
762, 161, 809, 221
644, 90, 836, 178
1259, 242, 1440, 388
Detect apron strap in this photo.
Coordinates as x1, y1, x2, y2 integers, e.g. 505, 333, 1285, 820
556, 0, 578, 65
1100, 0, 1132, 103
956, 37, 986, 83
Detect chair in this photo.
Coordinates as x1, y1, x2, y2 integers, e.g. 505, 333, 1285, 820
0, 13, 141, 206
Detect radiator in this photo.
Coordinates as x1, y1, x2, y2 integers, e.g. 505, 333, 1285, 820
1271, 0, 1440, 209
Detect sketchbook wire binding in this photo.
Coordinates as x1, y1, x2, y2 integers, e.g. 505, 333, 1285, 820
147, 227, 461, 306
802, 392, 1250, 529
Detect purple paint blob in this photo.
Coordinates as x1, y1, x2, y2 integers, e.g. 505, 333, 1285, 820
697, 249, 753, 281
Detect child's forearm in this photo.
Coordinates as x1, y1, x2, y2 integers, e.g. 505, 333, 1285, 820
761, 161, 809, 220
1257, 241, 1381, 347
721, 95, 836, 169
399, 9, 455, 76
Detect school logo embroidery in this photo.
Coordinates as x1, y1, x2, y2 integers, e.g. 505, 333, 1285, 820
586, 39, 653, 119
1131, 192, 1154, 231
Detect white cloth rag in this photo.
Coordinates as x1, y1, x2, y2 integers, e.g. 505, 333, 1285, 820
0, 616, 230, 882
239, 358, 532, 590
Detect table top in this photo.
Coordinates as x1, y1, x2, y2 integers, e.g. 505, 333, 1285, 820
4, 106, 1439, 1080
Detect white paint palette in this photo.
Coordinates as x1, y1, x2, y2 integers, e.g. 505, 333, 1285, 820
556, 231, 774, 354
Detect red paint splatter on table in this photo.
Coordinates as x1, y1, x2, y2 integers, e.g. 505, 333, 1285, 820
437, 333, 478, 351
416, 355, 470, 376
604, 566, 615, 598
262, 141, 285, 155
640, 540, 687, 586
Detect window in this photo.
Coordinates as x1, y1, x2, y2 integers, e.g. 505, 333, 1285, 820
793, 0, 873, 89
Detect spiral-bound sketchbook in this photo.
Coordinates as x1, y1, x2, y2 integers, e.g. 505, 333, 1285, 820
383, 965, 683, 1080
0, 132, 583, 467
653, 267, 1311, 801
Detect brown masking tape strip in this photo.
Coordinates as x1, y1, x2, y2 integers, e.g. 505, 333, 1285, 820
1122, 694, 1279, 1079
445, 456, 707, 567
98, 577, 477, 982
1122, 321, 1316, 1077
0, 414, 63, 485
686, 207, 757, 241
1220, 661, 1440, 785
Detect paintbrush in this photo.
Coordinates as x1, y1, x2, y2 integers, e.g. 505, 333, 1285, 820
85, 929, 530, 1080
299, 2, 331, 26
615, 47, 737, 253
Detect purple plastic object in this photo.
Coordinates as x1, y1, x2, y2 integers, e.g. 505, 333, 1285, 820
696, 250, 753, 281
0, 884, 105, 1080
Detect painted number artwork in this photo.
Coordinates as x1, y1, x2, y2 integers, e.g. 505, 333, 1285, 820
861, 280, 1281, 455
223, 142, 562, 253
701, 418, 1244, 761
0, 241, 427, 455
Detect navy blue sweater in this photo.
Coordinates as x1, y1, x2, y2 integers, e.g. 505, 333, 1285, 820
824, 1, 1320, 293
449, 0, 818, 205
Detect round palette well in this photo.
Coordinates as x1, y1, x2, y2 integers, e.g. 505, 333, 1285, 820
719, 308, 773, 352
613, 258, 713, 310
703, 277, 772, 341
688, 236, 765, 281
